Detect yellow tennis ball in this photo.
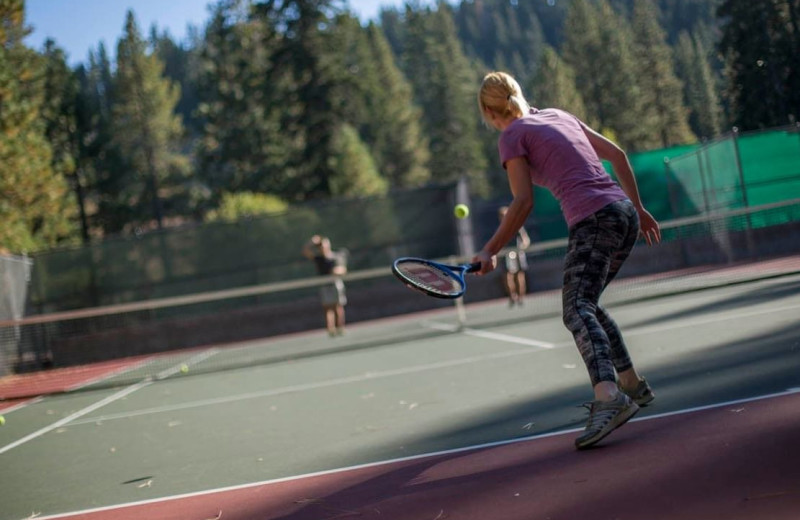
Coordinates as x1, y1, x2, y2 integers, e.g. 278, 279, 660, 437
454, 204, 470, 219
180, 364, 189, 374
0, 415, 5, 426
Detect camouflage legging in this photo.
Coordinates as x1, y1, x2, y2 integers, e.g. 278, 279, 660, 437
562, 200, 640, 386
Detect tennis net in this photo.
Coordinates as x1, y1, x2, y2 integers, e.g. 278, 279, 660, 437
1, 199, 798, 400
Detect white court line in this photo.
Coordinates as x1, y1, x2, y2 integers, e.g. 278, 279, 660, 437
551, 300, 800, 347
0, 396, 43, 415
69, 348, 537, 426
67, 357, 159, 392
424, 320, 556, 349
0, 354, 219, 455
0, 362, 153, 417
154, 348, 220, 380
2, 350, 222, 418
0, 358, 160, 418
30, 387, 800, 520
46, 300, 800, 427
0, 380, 151, 455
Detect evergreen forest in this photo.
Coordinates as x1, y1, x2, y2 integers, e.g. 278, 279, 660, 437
2, 0, 799, 254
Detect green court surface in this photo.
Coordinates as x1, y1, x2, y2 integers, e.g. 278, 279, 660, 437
1, 270, 800, 520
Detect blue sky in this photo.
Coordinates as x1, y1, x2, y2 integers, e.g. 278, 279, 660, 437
25, 0, 418, 65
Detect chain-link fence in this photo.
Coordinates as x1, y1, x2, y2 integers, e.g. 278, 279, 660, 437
664, 125, 800, 218
0, 253, 32, 376
28, 183, 466, 312
23, 126, 800, 315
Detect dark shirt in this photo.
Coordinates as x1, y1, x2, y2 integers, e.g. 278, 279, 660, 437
313, 255, 337, 276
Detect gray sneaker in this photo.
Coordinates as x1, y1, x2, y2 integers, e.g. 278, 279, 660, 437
575, 393, 639, 450
619, 377, 655, 406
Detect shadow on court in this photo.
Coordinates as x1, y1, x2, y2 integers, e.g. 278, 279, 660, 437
5, 274, 800, 520
624, 278, 800, 330
66, 392, 799, 520
262, 396, 800, 520
345, 315, 800, 469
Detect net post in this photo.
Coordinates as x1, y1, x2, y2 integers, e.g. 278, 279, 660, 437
453, 178, 473, 331
454, 296, 467, 330
454, 176, 475, 259
446, 255, 468, 330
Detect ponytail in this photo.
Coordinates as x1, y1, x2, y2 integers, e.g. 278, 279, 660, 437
507, 92, 528, 118
478, 72, 530, 126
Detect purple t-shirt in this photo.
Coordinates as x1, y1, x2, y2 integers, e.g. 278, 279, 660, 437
498, 108, 628, 227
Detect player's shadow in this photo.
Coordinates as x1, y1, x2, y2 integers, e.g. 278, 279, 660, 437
622, 277, 800, 329
262, 441, 583, 520
265, 299, 800, 519
258, 391, 800, 520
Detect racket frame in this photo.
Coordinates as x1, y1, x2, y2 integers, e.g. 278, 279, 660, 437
391, 257, 480, 299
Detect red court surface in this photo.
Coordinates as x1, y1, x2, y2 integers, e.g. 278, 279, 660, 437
0, 358, 149, 410
43, 391, 800, 520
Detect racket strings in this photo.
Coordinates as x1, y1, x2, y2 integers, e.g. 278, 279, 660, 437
396, 263, 461, 296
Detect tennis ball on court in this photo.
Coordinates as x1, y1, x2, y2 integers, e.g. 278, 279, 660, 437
0, 415, 5, 426
454, 204, 470, 219
180, 364, 189, 374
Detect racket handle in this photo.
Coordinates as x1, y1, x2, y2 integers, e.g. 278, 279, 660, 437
466, 262, 482, 273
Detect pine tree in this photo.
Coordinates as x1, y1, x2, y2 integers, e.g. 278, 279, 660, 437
41, 41, 77, 178
402, 3, 488, 194
453, 0, 483, 60
378, 7, 406, 57
41, 39, 88, 242
195, 0, 294, 205
150, 27, 201, 136
328, 123, 387, 197
332, 14, 375, 131
528, 45, 588, 122
718, 0, 800, 129
656, 0, 721, 44
562, 0, 649, 150
786, 0, 800, 118
312, 14, 392, 197
112, 10, 187, 230
631, 1, 696, 148
0, 0, 76, 252
453, 0, 544, 81
362, 22, 430, 188
528, 0, 569, 48
74, 43, 125, 235
267, 0, 351, 199
674, 30, 723, 139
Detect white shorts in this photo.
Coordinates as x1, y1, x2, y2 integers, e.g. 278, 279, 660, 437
504, 250, 528, 274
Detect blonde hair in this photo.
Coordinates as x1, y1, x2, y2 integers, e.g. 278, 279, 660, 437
478, 71, 530, 126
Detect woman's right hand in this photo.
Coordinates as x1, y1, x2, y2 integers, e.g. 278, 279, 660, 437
472, 250, 497, 275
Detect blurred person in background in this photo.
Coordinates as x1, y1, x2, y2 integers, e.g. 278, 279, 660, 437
303, 235, 348, 336
498, 205, 531, 307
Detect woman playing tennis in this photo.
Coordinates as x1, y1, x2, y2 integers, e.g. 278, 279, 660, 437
474, 71, 661, 449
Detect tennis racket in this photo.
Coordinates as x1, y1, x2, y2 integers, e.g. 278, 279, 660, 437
392, 257, 481, 299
